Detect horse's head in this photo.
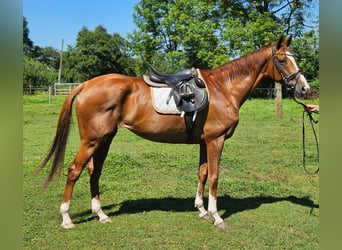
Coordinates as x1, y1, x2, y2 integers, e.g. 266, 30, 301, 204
270, 35, 310, 98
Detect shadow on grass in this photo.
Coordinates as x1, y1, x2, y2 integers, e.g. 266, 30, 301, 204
72, 195, 318, 225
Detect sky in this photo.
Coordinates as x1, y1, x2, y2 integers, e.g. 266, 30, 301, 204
23, 0, 138, 50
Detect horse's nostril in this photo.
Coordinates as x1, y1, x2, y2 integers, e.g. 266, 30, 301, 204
302, 86, 309, 93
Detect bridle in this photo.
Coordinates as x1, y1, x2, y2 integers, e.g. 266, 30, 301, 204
272, 45, 301, 89
272, 45, 319, 174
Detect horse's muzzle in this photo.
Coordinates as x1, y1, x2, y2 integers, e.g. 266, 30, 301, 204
294, 74, 310, 98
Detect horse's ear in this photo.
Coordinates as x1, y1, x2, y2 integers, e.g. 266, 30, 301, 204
284, 35, 292, 47
276, 35, 284, 50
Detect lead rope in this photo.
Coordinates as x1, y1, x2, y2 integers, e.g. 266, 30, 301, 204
292, 95, 319, 174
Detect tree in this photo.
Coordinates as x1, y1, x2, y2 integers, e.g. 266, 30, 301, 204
216, 0, 318, 57
222, 0, 317, 36
23, 17, 34, 56
165, 0, 228, 68
131, 0, 228, 73
130, 0, 318, 76
23, 55, 57, 88
221, 11, 282, 58
34, 46, 60, 70
291, 29, 319, 81
64, 26, 135, 82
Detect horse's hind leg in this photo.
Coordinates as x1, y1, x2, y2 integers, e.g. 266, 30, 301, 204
88, 133, 116, 224
195, 144, 210, 219
60, 139, 101, 229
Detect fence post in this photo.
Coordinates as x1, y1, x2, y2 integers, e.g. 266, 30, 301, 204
48, 86, 51, 104
275, 82, 282, 118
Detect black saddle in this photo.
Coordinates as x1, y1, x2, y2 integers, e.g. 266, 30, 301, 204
146, 65, 209, 144
149, 65, 195, 86
147, 65, 208, 113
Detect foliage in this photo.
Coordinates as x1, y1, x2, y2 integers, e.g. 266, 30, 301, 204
234, 0, 318, 36
63, 26, 135, 82
34, 46, 60, 70
291, 29, 319, 81
23, 17, 34, 56
130, 0, 319, 73
23, 95, 319, 249
131, 0, 229, 72
23, 55, 57, 88
222, 11, 282, 57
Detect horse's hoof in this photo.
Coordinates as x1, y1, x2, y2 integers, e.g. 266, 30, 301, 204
99, 217, 112, 224
215, 222, 228, 230
61, 222, 75, 229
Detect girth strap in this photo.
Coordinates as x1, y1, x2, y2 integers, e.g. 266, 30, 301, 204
184, 111, 196, 144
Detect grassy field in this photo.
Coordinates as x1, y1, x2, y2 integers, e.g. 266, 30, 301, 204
23, 94, 319, 249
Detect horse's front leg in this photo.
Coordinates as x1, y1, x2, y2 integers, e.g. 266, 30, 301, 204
195, 144, 210, 219
206, 136, 227, 229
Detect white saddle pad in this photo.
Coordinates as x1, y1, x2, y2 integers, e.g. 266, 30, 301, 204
150, 87, 180, 114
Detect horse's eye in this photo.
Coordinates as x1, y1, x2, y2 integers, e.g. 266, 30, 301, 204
278, 58, 286, 65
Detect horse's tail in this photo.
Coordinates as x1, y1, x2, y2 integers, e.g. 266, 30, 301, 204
34, 83, 85, 188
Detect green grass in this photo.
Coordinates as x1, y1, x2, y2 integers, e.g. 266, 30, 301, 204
23, 94, 319, 249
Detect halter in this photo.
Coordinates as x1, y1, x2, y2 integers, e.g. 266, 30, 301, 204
272, 45, 301, 89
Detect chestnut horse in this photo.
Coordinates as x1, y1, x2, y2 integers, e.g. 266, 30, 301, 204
36, 35, 310, 229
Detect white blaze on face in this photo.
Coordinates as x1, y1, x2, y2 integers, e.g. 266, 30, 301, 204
286, 52, 299, 71
285, 52, 310, 96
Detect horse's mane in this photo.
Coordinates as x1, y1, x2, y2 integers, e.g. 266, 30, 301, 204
205, 43, 273, 83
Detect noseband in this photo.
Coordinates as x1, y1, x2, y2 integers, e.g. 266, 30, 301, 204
272, 45, 301, 89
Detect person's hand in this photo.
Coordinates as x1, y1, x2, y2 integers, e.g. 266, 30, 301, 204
305, 104, 319, 113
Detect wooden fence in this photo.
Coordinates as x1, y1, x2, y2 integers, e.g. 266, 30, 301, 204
53, 83, 80, 95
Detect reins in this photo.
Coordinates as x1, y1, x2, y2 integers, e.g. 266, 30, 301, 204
292, 95, 319, 174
